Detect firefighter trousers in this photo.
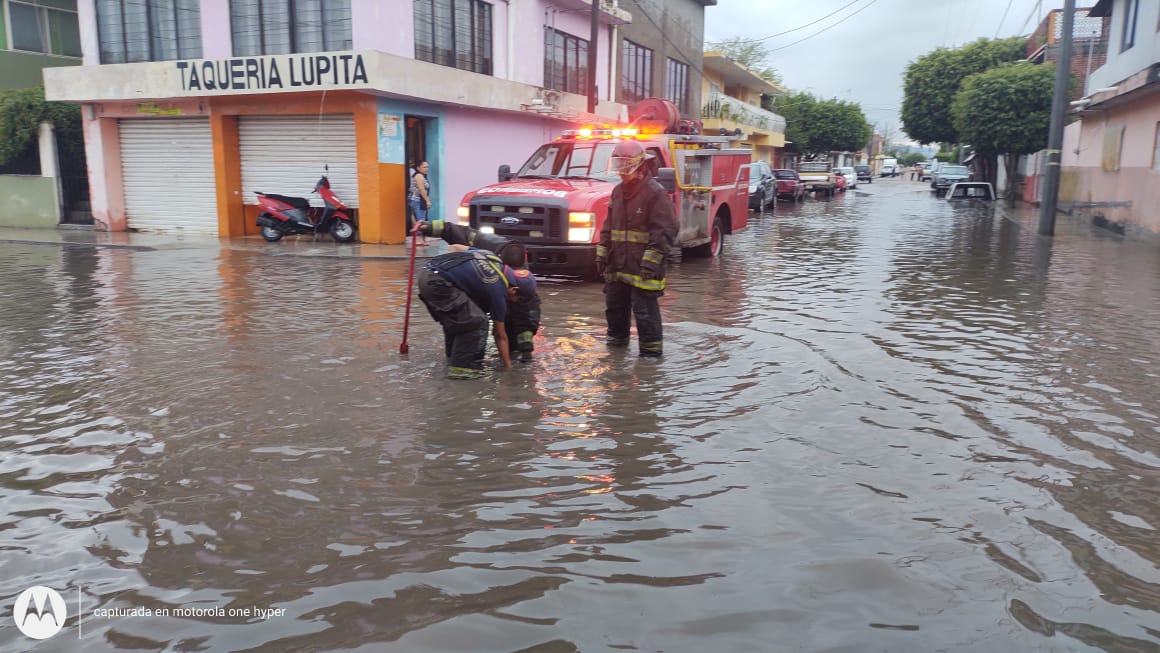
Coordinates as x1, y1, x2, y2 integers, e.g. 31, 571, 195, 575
417, 268, 490, 378
604, 281, 663, 356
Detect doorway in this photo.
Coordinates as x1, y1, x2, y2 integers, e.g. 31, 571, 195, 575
404, 115, 428, 238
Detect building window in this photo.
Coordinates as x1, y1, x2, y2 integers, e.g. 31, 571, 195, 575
544, 28, 587, 95
665, 58, 689, 114
230, 0, 352, 56
621, 39, 652, 104
8, 1, 81, 57
1121, 0, 1140, 51
96, 0, 202, 63
414, 0, 493, 76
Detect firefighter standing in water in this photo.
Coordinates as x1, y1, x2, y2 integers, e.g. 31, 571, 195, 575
417, 220, 541, 362
596, 140, 678, 358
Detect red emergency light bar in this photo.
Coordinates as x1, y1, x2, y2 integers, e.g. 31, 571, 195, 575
558, 127, 641, 140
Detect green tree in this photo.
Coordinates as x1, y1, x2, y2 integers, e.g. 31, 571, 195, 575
0, 86, 81, 166
898, 152, 926, 167
901, 37, 1026, 146
705, 37, 783, 85
774, 92, 871, 159
951, 61, 1054, 201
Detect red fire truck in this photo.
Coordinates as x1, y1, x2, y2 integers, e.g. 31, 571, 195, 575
454, 99, 752, 278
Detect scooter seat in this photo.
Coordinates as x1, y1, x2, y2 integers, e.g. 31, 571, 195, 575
260, 193, 311, 209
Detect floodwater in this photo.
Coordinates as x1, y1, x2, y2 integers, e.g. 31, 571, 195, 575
3, 179, 1159, 652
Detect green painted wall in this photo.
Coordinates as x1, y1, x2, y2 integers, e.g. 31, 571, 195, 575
0, 51, 80, 90
0, 176, 60, 228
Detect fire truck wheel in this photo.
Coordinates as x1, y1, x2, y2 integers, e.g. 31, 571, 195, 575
687, 216, 724, 258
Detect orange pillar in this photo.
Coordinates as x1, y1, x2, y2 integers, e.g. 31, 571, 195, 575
210, 113, 245, 237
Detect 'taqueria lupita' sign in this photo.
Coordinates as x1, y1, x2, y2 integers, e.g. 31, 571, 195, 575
175, 53, 369, 92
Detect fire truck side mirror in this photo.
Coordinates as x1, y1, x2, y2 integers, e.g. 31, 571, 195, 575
497, 164, 513, 182
655, 167, 677, 194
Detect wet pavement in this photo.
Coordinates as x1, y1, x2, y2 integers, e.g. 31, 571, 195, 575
3, 176, 1160, 652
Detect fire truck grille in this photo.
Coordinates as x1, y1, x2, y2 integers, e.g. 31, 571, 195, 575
472, 202, 564, 241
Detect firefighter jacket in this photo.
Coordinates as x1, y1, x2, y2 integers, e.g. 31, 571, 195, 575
597, 178, 678, 291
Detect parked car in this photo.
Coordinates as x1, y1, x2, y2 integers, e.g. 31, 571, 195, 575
833, 169, 849, 192
773, 169, 806, 202
854, 164, 873, 183
744, 161, 776, 212
946, 181, 995, 201
931, 165, 971, 196
835, 166, 857, 190
920, 161, 938, 182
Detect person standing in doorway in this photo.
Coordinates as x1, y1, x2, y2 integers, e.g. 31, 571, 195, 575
408, 160, 431, 246
596, 140, 678, 358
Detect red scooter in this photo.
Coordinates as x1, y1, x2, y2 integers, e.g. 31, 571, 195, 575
255, 174, 356, 243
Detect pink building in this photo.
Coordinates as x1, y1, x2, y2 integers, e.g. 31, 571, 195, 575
43, 0, 652, 244
1061, 0, 1160, 235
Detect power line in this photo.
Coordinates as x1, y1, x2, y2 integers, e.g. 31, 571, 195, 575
995, 0, 1015, 37
767, 0, 879, 53
715, 0, 866, 45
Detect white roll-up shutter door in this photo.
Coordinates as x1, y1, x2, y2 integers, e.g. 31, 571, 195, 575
119, 118, 218, 234
238, 115, 358, 208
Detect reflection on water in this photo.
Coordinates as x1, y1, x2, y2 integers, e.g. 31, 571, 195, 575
2, 189, 1159, 651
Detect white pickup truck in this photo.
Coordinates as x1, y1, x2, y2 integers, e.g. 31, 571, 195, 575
880, 157, 899, 177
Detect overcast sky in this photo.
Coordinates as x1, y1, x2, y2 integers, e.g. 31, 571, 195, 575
704, 0, 1071, 143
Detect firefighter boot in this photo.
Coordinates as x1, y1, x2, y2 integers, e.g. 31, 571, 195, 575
639, 341, 663, 358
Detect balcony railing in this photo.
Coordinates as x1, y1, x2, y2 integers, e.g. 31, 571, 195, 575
701, 92, 786, 134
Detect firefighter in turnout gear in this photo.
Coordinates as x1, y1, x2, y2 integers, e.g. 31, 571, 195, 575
418, 220, 541, 362
418, 247, 537, 379
596, 140, 678, 358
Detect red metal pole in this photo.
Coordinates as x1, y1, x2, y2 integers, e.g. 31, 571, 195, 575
399, 224, 419, 354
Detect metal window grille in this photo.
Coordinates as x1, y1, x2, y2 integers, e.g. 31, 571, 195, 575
543, 28, 588, 95
621, 39, 652, 104
414, 0, 493, 75
96, 0, 202, 63
229, 0, 352, 56
664, 57, 689, 114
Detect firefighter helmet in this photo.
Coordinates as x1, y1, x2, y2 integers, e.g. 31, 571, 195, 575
608, 140, 653, 176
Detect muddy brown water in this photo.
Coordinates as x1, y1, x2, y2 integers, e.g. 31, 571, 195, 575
2, 183, 1159, 652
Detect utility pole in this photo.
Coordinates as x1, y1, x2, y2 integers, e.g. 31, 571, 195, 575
1038, 0, 1076, 236
587, 0, 600, 114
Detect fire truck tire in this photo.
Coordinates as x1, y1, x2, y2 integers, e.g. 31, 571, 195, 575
687, 216, 724, 258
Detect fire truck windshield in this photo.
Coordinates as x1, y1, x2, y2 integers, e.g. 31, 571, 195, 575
515, 141, 620, 181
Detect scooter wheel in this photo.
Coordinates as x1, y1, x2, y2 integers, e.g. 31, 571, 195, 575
330, 220, 356, 243
261, 225, 283, 242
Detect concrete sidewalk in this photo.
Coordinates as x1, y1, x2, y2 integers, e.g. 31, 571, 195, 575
0, 226, 450, 260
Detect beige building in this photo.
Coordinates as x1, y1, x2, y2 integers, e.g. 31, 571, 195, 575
699, 52, 786, 167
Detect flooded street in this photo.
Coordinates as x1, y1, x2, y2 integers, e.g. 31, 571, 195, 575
3, 178, 1160, 652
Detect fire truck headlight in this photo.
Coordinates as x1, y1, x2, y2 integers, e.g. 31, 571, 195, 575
456, 205, 470, 223
480, 225, 495, 235
568, 212, 595, 242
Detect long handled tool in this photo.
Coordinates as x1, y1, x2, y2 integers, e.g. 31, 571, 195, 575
400, 224, 420, 354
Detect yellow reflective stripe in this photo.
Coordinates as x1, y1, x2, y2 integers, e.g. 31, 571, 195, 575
486, 259, 513, 288
429, 219, 445, 237
516, 331, 534, 344
610, 229, 650, 244
642, 249, 664, 264
596, 245, 608, 257
448, 366, 484, 379
612, 271, 665, 291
